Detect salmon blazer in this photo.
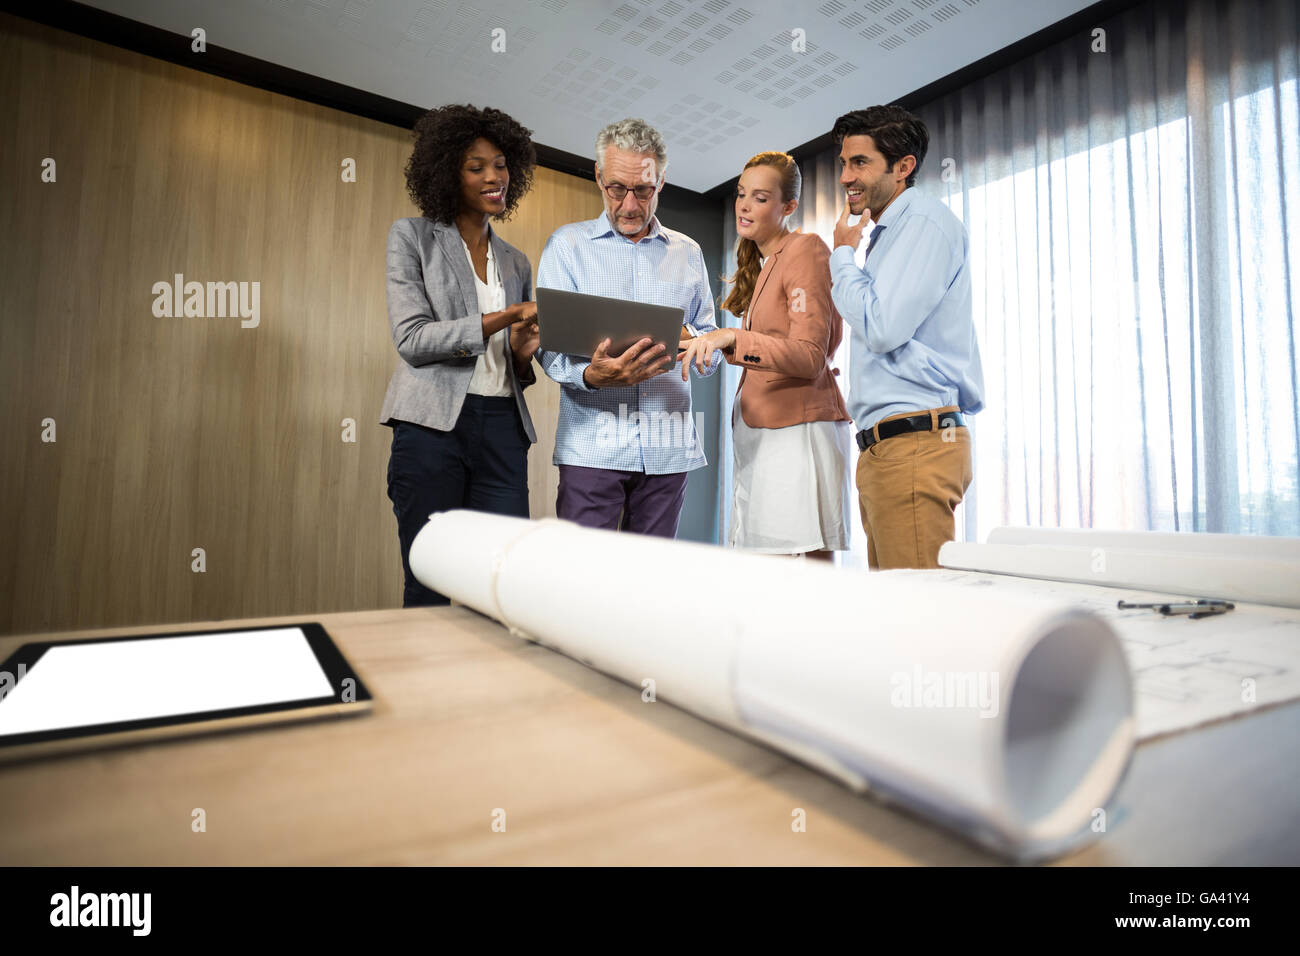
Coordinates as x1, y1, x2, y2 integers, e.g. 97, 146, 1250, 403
728, 231, 850, 429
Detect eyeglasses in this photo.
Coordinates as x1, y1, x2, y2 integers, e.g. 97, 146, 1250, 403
599, 174, 661, 202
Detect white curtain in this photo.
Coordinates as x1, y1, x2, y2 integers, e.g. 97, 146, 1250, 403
718, 0, 1300, 548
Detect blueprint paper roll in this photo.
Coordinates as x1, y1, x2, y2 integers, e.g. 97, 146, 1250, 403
410, 510, 1135, 859
942, 539, 1300, 609
986, 526, 1300, 564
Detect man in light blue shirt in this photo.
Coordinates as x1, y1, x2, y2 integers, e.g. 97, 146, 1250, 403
537, 118, 722, 537
828, 106, 985, 570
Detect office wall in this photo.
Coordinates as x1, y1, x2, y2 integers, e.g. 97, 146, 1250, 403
0, 12, 722, 635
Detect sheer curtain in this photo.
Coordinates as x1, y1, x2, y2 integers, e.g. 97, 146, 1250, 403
717, 0, 1300, 548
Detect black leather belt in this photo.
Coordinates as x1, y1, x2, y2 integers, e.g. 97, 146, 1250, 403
856, 411, 965, 452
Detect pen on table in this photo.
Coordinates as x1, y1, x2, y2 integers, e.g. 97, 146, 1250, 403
1117, 599, 1236, 619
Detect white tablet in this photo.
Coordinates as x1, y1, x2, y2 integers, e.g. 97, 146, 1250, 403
0, 622, 372, 763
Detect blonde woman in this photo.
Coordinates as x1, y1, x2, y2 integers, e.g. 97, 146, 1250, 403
678, 152, 854, 557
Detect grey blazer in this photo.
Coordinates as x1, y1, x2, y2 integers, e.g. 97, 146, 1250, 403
379, 217, 537, 443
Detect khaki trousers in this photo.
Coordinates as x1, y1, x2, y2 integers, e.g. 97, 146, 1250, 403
854, 405, 973, 570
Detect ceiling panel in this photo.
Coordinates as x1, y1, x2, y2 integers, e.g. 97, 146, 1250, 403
75, 0, 1095, 192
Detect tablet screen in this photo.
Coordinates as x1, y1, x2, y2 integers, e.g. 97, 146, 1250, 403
0, 625, 361, 744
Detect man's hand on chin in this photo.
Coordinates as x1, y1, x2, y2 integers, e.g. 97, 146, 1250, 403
833, 201, 869, 251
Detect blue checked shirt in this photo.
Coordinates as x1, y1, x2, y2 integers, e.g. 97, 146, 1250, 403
537, 212, 722, 474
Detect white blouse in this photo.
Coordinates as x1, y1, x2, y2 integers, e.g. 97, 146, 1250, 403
462, 237, 513, 398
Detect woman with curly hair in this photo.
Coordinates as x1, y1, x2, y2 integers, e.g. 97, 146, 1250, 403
379, 104, 541, 606
678, 152, 854, 559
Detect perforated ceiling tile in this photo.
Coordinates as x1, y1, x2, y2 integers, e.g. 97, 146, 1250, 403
80, 0, 1093, 191
403, 2, 446, 42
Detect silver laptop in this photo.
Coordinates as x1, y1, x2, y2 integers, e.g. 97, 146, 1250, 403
535, 287, 685, 359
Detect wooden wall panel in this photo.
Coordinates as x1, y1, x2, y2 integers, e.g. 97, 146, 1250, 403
0, 13, 600, 634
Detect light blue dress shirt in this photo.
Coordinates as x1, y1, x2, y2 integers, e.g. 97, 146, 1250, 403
829, 187, 985, 433
537, 212, 722, 474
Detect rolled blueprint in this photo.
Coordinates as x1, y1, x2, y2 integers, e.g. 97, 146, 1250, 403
943, 533, 1300, 609
987, 525, 1300, 564
410, 510, 1135, 860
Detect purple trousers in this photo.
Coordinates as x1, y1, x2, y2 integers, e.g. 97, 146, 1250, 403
556, 464, 689, 538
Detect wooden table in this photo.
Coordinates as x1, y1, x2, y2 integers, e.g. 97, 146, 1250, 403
1, 607, 1296, 865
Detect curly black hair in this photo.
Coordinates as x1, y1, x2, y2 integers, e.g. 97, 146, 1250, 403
404, 104, 536, 224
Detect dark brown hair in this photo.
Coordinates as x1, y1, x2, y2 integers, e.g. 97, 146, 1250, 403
831, 105, 928, 187
404, 104, 536, 224
721, 152, 801, 319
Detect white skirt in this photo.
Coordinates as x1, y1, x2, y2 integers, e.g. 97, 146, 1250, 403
729, 398, 855, 554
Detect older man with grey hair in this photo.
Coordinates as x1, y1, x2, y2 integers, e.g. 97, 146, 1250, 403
536, 118, 722, 538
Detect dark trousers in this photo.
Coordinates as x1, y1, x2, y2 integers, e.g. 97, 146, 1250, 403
386, 396, 529, 607
556, 464, 689, 538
